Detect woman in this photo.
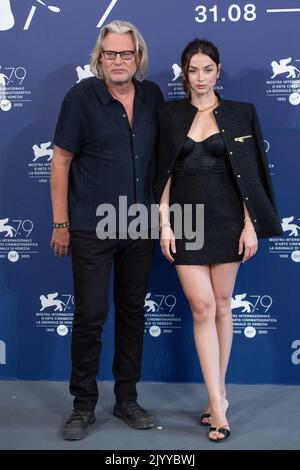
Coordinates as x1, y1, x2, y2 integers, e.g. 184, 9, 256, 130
154, 39, 282, 442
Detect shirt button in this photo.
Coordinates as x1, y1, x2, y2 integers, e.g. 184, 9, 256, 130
254, 219, 257, 223
237, 174, 241, 178
221, 129, 225, 132
136, 177, 139, 182
135, 155, 139, 159
229, 151, 233, 155
122, 113, 126, 118
167, 169, 171, 173
214, 110, 218, 114
245, 197, 249, 200
132, 133, 136, 138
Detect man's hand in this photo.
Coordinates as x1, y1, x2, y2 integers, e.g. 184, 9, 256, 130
50, 228, 70, 257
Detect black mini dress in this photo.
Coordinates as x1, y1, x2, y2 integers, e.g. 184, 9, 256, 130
169, 133, 244, 265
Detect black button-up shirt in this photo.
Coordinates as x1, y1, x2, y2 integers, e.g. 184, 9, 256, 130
54, 77, 163, 230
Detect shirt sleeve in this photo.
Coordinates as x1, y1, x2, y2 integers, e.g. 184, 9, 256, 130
53, 87, 84, 153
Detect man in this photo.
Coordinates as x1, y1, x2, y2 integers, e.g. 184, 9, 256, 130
50, 20, 163, 440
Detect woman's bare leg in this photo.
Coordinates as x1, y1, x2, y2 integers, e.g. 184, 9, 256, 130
202, 261, 241, 408
211, 262, 240, 398
207, 261, 240, 439
176, 262, 240, 440
176, 265, 223, 419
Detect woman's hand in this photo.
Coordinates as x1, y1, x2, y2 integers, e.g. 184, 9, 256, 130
238, 229, 258, 263
160, 225, 176, 263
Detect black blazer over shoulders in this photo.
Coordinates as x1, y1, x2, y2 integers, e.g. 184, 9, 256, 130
154, 95, 283, 239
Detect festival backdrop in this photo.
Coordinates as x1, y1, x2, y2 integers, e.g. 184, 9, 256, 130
0, 0, 300, 384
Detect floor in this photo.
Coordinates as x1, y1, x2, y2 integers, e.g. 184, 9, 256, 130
0, 381, 299, 450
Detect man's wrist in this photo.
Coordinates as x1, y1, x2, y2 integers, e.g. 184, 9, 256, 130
53, 221, 70, 229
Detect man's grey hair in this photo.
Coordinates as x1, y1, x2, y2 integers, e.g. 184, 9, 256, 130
90, 20, 148, 81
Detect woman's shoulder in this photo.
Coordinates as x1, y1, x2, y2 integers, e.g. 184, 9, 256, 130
158, 99, 192, 125
158, 98, 189, 117
222, 98, 255, 113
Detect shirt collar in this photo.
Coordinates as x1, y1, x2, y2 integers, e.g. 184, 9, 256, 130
92, 77, 144, 105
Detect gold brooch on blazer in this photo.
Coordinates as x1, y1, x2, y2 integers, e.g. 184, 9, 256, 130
234, 135, 253, 142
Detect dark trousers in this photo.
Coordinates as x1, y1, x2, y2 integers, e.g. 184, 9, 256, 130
69, 231, 154, 411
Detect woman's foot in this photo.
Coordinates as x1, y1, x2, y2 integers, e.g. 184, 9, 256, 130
200, 410, 211, 426
201, 390, 227, 427
208, 425, 230, 442
208, 398, 230, 442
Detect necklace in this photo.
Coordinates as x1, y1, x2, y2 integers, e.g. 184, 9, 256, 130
196, 96, 219, 113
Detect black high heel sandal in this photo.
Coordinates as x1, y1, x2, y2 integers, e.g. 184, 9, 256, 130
208, 426, 230, 442
201, 400, 229, 427
208, 402, 230, 441
200, 413, 211, 427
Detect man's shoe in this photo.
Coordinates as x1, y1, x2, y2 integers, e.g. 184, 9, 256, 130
113, 400, 154, 429
62, 408, 96, 440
